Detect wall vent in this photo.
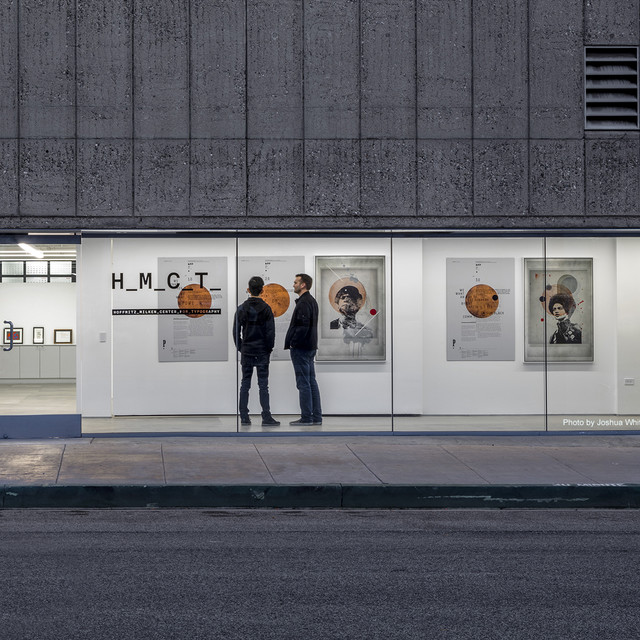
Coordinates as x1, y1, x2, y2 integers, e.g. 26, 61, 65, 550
585, 46, 639, 130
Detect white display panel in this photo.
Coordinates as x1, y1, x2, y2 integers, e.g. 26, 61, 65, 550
110, 238, 237, 415
545, 237, 617, 419
238, 237, 392, 418
421, 237, 546, 417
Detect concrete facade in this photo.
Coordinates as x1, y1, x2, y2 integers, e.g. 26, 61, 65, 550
0, 0, 639, 231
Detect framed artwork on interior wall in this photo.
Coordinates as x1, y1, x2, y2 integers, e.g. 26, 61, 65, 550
524, 258, 593, 362
33, 327, 44, 344
54, 329, 73, 344
315, 255, 386, 361
3, 327, 23, 345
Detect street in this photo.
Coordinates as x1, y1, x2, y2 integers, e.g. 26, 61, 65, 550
1, 509, 638, 639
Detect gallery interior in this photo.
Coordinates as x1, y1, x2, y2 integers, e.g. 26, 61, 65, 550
2, 231, 640, 435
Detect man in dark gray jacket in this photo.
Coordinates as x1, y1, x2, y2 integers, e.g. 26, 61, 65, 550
284, 273, 322, 426
233, 276, 280, 427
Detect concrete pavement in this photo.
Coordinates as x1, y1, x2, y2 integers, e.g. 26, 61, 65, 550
1, 434, 640, 508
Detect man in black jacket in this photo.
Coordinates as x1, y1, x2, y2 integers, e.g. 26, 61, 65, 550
284, 273, 322, 426
233, 276, 280, 427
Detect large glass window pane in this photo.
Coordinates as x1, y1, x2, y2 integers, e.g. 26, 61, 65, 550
392, 236, 546, 432
90, 237, 238, 434
237, 235, 393, 432
0, 244, 77, 429
545, 236, 635, 432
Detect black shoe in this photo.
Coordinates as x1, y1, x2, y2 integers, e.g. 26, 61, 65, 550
240, 417, 251, 426
262, 417, 280, 427
313, 420, 323, 425
289, 418, 314, 426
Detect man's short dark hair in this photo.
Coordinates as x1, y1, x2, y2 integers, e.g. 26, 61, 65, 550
248, 276, 264, 296
335, 285, 362, 304
296, 273, 313, 290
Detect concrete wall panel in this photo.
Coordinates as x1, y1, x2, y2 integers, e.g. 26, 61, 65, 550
418, 140, 472, 216
134, 141, 189, 216
473, 0, 528, 138
530, 0, 583, 139
247, 0, 303, 139
0, 141, 18, 216
77, 141, 133, 216
418, 0, 472, 138
20, 140, 75, 216
361, 0, 416, 139
20, 0, 75, 138
0, 1, 17, 138
361, 140, 416, 217
247, 140, 303, 217
191, 140, 246, 216
304, 0, 359, 139
191, 0, 246, 139
530, 140, 585, 217
474, 140, 528, 216
586, 139, 640, 216
305, 140, 359, 216
585, 0, 640, 44
134, 0, 189, 139
77, 0, 132, 139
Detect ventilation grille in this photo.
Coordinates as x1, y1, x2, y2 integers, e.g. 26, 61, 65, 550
585, 46, 639, 130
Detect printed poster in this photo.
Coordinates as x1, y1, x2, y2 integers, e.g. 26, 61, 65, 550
447, 258, 515, 361
237, 256, 305, 361
158, 257, 228, 362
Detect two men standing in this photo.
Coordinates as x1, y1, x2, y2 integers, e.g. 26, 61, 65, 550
234, 273, 322, 427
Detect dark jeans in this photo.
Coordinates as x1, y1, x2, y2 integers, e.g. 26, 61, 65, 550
290, 348, 322, 422
239, 353, 272, 420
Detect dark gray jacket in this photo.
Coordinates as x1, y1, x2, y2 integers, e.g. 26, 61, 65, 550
284, 291, 318, 350
233, 297, 275, 355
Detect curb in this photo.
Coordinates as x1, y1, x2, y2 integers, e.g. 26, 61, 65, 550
3, 484, 640, 509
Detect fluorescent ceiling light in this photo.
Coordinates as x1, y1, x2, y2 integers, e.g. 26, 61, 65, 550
18, 243, 45, 259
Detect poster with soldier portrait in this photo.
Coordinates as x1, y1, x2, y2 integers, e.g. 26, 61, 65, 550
524, 258, 593, 362
316, 256, 385, 361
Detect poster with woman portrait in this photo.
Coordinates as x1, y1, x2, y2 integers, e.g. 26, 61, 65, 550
316, 256, 385, 361
524, 258, 593, 362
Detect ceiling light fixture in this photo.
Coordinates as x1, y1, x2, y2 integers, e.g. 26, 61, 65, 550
17, 243, 45, 259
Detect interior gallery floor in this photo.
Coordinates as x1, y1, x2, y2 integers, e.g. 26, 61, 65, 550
2, 382, 636, 435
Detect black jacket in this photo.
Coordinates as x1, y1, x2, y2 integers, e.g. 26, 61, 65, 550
284, 291, 318, 350
233, 297, 275, 355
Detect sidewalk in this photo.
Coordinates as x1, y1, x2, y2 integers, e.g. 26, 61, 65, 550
2, 434, 640, 508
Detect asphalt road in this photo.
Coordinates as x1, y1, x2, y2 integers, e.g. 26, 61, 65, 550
1, 509, 638, 640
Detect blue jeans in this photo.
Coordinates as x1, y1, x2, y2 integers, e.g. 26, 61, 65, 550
290, 348, 322, 422
239, 353, 272, 420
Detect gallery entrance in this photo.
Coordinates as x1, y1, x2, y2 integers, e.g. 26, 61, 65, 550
0, 236, 81, 438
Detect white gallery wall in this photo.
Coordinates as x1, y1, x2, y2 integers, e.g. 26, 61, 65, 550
77, 238, 112, 416
615, 238, 640, 416
0, 282, 76, 345
421, 236, 618, 416
76, 234, 631, 420
79, 236, 393, 417
545, 237, 617, 415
